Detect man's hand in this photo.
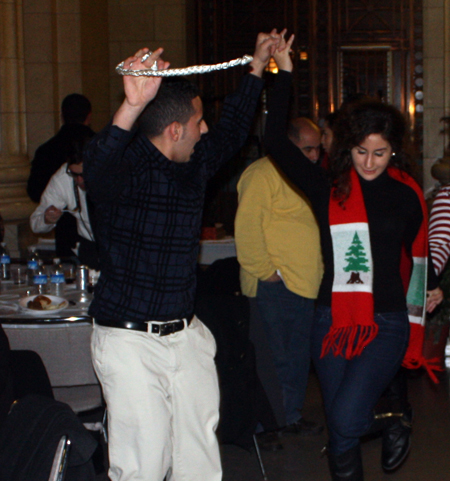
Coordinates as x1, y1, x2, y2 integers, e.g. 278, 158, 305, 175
427, 286, 444, 313
44, 205, 62, 225
264, 271, 282, 283
249, 29, 284, 78
273, 30, 295, 73
113, 48, 170, 131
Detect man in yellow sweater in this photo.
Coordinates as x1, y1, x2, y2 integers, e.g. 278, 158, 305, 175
235, 118, 323, 435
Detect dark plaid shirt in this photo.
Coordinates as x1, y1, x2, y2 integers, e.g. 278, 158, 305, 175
84, 74, 263, 322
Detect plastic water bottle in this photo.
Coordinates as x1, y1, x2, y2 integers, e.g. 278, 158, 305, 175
49, 258, 65, 297
33, 265, 48, 295
27, 247, 41, 286
0, 242, 11, 280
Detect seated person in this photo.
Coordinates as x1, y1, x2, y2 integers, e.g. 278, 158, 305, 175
27, 94, 95, 259
30, 140, 99, 269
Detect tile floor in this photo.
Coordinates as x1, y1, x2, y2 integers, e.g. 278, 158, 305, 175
91, 368, 450, 480
221, 370, 450, 480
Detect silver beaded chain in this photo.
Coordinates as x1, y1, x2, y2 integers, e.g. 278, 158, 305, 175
116, 54, 253, 77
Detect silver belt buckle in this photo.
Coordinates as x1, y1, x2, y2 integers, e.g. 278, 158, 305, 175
148, 319, 185, 336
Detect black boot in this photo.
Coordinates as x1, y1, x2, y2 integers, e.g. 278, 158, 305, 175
381, 407, 412, 472
327, 444, 364, 481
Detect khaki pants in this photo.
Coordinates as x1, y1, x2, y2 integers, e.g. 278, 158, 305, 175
91, 316, 221, 481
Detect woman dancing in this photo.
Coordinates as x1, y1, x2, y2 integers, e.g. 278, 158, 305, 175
264, 33, 441, 480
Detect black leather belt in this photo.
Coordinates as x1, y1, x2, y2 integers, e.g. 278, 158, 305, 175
95, 318, 191, 336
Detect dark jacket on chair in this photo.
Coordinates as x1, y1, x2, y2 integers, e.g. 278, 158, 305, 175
0, 395, 97, 481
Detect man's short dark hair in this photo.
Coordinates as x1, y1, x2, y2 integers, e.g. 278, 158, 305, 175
139, 78, 200, 138
61, 94, 92, 124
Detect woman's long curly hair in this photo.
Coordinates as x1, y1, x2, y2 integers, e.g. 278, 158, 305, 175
329, 101, 415, 204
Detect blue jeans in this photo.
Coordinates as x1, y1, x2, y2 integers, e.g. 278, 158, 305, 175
311, 306, 409, 455
256, 280, 315, 425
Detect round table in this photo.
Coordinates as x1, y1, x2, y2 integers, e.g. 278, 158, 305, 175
0, 282, 101, 413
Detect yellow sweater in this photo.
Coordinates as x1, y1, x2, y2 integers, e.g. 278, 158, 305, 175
235, 156, 323, 298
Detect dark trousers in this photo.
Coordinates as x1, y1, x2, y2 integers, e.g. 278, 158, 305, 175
256, 280, 315, 425
311, 306, 409, 455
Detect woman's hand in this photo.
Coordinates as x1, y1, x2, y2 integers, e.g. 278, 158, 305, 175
249, 29, 283, 77
426, 286, 444, 313
273, 30, 294, 73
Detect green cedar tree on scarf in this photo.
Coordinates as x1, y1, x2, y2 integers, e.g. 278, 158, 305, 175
323, 167, 442, 383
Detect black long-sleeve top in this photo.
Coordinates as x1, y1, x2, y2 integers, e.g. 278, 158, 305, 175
264, 71, 437, 312
84, 73, 264, 322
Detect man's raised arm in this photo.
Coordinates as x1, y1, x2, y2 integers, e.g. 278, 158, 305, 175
84, 48, 170, 202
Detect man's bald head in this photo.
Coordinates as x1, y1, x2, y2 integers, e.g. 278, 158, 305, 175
288, 117, 321, 163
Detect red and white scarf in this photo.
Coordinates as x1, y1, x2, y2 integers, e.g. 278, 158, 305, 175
323, 167, 441, 382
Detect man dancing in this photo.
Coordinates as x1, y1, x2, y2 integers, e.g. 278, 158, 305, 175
84, 31, 281, 481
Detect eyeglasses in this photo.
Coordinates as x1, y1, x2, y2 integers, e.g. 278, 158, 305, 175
66, 166, 83, 179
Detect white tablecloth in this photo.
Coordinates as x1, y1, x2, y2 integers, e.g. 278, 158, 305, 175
0, 282, 101, 412
198, 238, 236, 265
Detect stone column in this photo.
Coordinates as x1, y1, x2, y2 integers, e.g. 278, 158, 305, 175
0, 0, 35, 255
423, 0, 450, 193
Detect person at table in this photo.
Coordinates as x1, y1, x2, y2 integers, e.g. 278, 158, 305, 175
264, 33, 442, 480
30, 135, 99, 269
27, 94, 95, 259
84, 32, 282, 481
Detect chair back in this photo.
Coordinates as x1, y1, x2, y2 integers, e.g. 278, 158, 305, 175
48, 435, 71, 481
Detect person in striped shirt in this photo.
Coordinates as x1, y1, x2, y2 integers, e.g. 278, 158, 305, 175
429, 154, 450, 275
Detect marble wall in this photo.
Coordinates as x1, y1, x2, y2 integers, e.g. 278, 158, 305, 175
0, 0, 191, 255
0, 0, 448, 254
23, 0, 192, 157
107, 0, 194, 115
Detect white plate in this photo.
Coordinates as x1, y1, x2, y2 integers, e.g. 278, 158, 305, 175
19, 295, 69, 316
